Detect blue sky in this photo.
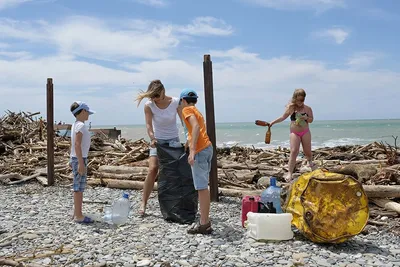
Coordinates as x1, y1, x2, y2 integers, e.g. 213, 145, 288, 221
0, 0, 399, 125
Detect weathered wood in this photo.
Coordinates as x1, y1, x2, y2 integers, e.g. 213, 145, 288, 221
371, 198, 400, 214
7, 172, 41, 185
363, 185, 400, 198
92, 172, 146, 181
219, 187, 262, 197
46, 78, 54, 186
97, 166, 148, 174
203, 54, 219, 202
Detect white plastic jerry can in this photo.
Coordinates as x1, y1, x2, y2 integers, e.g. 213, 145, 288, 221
245, 212, 294, 241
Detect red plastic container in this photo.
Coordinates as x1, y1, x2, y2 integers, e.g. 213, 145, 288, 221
241, 195, 261, 227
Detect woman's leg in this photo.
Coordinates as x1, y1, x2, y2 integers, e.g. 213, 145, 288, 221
140, 156, 158, 215
301, 130, 313, 168
286, 133, 301, 181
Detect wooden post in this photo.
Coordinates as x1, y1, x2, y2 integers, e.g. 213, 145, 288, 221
203, 55, 219, 202
46, 78, 55, 186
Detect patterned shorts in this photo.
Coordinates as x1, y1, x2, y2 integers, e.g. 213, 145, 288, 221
70, 157, 88, 192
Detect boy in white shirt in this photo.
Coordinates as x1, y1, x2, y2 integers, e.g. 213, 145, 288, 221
70, 101, 95, 224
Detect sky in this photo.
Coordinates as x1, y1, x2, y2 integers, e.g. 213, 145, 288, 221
0, 0, 399, 126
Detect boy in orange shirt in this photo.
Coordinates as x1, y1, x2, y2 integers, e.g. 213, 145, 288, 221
180, 89, 213, 235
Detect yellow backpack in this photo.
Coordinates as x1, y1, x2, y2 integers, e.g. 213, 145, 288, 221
284, 169, 369, 243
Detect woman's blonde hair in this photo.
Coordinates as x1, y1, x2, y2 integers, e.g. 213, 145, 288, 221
135, 79, 165, 106
286, 88, 306, 111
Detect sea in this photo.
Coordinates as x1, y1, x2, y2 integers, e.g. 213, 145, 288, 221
94, 119, 400, 149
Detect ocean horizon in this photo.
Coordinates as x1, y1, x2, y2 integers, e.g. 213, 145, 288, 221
92, 119, 400, 149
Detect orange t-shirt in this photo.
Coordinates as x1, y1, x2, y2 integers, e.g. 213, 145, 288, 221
182, 106, 212, 154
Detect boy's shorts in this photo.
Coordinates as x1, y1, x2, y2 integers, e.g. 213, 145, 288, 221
192, 145, 213, 190
70, 157, 88, 192
149, 137, 180, 157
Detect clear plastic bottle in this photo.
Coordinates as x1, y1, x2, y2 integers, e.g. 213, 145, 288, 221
260, 177, 282, 213
111, 193, 130, 225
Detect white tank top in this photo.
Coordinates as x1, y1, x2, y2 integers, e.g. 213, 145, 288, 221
145, 97, 179, 140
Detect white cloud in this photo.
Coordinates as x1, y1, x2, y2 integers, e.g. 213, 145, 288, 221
0, 16, 398, 124
0, 50, 31, 59
347, 52, 383, 69
134, 0, 167, 7
241, 0, 345, 11
0, 16, 233, 61
314, 27, 350, 44
0, 42, 9, 48
0, 0, 32, 10
1, 46, 399, 125
177, 17, 234, 36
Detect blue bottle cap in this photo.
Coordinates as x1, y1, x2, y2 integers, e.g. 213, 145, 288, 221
270, 177, 276, 187
123, 193, 129, 199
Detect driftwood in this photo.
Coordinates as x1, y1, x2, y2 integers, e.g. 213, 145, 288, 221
0, 259, 45, 267
1, 110, 400, 231
370, 199, 400, 214
363, 185, 400, 198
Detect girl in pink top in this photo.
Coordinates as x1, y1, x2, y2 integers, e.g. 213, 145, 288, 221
269, 89, 314, 181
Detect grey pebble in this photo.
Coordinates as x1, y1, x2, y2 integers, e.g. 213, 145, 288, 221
1, 184, 399, 267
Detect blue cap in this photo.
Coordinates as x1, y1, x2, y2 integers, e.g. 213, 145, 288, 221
180, 88, 198, 99
123, 193, 129, 199
72, 101, 95, 115
270, 177, 276, 187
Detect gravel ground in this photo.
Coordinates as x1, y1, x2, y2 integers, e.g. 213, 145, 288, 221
1, 183, 400, 267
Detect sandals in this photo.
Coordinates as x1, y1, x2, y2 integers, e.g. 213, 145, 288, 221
187, 221, 213, 235
75, 216, 94, 224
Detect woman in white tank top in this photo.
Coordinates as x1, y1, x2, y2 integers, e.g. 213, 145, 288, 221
135, 80, 182, 216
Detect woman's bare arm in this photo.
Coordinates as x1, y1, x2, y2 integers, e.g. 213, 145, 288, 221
270, 107, 292, 126
144, 105, 155, 140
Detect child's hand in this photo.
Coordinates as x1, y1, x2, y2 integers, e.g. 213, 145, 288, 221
150, 139, 157, 148
78, 163, 85, 176
184, 141, 189, 151
188, 152, 195, 166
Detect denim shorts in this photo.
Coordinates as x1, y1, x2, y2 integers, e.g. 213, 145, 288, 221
192, 145, 213, 190
149, 137, 180, 157
70, 157, 88, 192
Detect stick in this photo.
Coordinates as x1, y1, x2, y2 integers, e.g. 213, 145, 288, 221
368, 220, 388, 226
7, 172, 41, 185
0, 231, 26, 244
363, 185, 400, 198
370, 198, 400, 214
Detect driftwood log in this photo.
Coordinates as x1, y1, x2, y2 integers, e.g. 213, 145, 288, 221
1, 110, 400, 232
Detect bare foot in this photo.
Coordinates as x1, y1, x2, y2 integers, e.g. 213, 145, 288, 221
139, 203, 146, 217
309, 161, 317, 170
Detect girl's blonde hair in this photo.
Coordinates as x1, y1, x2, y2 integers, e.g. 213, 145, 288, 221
286, 88, 306, 111
135, 80, 165, 106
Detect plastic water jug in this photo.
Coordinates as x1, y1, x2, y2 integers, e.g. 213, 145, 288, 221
104, 193, 130, 225
246, 212, 293, 241
260, 177, 282, 213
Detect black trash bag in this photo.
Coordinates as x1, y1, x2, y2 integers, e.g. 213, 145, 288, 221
157, 143, 198, 224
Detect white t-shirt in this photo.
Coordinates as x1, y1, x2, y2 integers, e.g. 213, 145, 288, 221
70, 121, 91, 158
145, 97, 179, 140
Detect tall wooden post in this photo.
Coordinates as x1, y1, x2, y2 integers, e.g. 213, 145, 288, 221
46, 78, 55, 186
203, 55, 219, 202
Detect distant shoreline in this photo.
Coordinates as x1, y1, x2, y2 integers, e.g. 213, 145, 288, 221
92, 118, 400, 128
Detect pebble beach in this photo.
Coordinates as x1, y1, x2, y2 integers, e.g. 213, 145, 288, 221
1, 183, 400, 267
